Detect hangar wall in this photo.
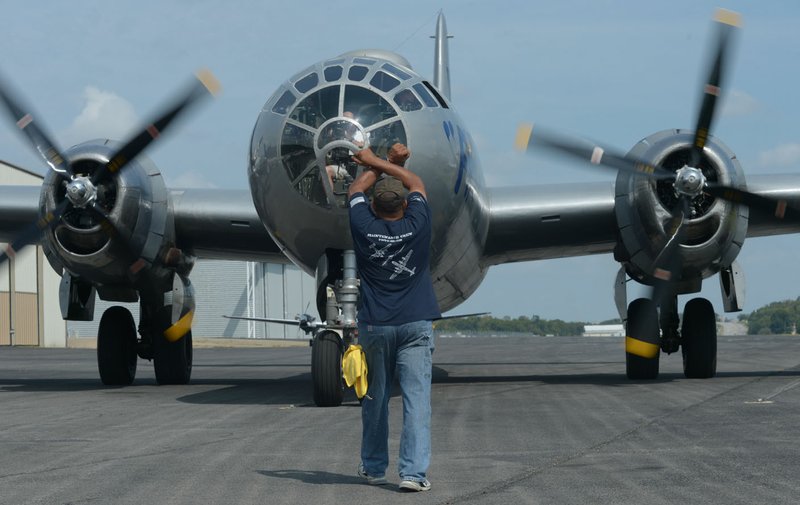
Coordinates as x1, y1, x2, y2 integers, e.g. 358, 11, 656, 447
67, 259, 317, 340
0, 160, 67, 347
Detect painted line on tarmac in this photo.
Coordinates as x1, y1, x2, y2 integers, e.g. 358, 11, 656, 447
745, 377, 800, 404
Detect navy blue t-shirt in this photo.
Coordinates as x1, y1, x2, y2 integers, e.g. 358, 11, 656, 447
348, 191, 441, 325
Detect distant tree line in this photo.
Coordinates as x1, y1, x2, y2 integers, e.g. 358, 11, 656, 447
437, 298, 800, 337
738, 298, 800, 335
434, 315, 619, 336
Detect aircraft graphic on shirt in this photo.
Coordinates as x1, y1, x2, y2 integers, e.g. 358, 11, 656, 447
369, 242, 395, 260
370, 242, 406, 268
390, 249, 416, 279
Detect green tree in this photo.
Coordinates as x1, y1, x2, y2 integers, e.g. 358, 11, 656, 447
742, 298, 800, 335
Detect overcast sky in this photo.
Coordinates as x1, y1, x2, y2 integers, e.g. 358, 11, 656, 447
1, 1, 799, 322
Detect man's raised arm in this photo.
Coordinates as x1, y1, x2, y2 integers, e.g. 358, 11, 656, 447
351, 147, 426, 198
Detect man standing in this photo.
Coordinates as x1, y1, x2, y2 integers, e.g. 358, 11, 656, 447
348, 143, 440, 492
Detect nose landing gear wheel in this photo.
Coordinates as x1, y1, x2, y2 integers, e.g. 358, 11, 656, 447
97, 306, 138, 385
625, 298, 661, 380
311, 330, 344, 407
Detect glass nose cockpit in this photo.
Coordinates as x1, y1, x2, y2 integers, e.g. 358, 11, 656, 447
273, 56, 440, 209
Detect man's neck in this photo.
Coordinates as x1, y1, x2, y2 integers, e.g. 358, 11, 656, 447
377, 211, 404, 221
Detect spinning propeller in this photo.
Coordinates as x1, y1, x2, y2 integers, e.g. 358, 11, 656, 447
515, 9, 797, 307
0, 69, 220, 267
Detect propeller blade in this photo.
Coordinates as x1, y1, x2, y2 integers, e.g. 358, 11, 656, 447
163, 275, 196, 342
221, 314, 347, 331
85, 202, 151, 276
0, 74, 71, 177
704, 183, 800, 221
434, 312, 491, 321
0, 200, 69, 266
515, 123, 676, 180
92, 69, 220, 185
649, 197, 691, 307
689, 9, 741, 167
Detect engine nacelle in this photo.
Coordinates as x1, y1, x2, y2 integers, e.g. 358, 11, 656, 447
615, 129, 748, 293
39, 139, 173, 300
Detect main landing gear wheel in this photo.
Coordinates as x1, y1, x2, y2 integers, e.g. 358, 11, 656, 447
153, 306, 193, 385
681, 297, 717, 378
625, 298, 660, 380
97, 306, 138, 385
311, 330, 344, 407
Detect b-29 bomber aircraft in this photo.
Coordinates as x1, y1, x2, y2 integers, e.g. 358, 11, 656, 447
1, 10, 799, 407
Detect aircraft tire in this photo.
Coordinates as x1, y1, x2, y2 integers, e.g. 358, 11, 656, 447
311, 330, 344, 407
153, 306, 193, 385
681, 297, 717, 378
97, 306, 138, 386
625, 298, 660, 380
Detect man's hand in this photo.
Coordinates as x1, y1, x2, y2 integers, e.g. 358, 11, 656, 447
351, 147, 381, 167
387, 143, 410, 166
349, 143, 425, 198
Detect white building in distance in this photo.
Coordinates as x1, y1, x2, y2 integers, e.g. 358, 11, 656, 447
583, 324, 625, 337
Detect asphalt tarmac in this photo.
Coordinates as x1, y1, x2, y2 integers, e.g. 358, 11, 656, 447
1, 334, 799, 505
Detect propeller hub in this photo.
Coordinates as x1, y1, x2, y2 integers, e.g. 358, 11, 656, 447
65, 176, 98, 208
674, 165, 706, 198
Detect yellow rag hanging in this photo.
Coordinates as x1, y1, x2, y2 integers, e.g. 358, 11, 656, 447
342, 344, 368, 399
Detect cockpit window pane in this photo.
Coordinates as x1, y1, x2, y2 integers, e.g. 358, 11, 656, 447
295, 166, 328, 207
343, 85, 396, 128
353, 58, 376, 65
289, 85, 339, 128
348, 65, 369, 82
294, 73, 319, 93
324, 65, 343, 82
422, 81, 450, 108
369, 71, 400, 92
369, 70, 400, 91
280, 123, 315, 181
393, 89, 422, 112
381, 63, 412, 81
271, 90, 296, 114
367, 120, 407, 160
317, 120, 365, 150
412, 83, 438, 108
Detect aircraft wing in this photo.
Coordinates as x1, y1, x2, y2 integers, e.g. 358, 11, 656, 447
170, 188, 284, 262
483, 181, 618, 266
741, 174, 800, 237
0, 185, 285, 263
481, 175, 800, 267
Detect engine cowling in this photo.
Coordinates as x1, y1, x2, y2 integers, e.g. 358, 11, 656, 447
39, 139, 173, 298
615, 129, 748, 293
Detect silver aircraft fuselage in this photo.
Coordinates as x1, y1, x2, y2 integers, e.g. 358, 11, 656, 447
248, 50, 490, 311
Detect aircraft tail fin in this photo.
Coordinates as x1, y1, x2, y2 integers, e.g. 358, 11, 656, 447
432, 10, 452, 100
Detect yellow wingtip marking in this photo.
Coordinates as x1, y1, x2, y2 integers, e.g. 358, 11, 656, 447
196, 68, 221, 96
715, 8, 741, 28
163, 310, 194, 342
625, 336, 660, 359
514, 123, 534, 151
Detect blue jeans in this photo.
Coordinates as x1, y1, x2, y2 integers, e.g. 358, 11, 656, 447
358, 320, 434, 482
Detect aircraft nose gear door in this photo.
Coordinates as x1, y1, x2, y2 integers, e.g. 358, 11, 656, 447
311, 250, 359, 407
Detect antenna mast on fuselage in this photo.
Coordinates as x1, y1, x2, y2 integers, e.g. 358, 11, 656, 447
432, 10, 452, 100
